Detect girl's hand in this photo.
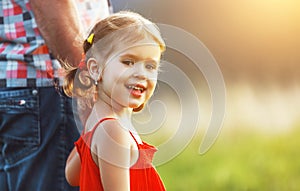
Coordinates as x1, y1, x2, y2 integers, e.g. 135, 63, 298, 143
65, 147, 81, 186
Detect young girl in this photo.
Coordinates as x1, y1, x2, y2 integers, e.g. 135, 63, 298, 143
63, 11, 166, 191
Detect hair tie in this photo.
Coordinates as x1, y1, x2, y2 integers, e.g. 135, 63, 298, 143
87, 33, 95, 44
78, 53, 86, 70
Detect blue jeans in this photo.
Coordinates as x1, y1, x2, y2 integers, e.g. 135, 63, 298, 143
0, 87, 80, 191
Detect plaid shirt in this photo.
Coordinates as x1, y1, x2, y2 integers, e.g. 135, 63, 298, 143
0, 0, 111, 88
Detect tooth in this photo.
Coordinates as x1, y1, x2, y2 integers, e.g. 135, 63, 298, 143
127, 85, 144, 91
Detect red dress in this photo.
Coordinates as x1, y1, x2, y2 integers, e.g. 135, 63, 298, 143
75, 118, 166, 191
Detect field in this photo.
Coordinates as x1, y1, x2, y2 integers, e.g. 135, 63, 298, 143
156, 125, 300, 191
135, 83, 300, 191
111, 2, 300, 189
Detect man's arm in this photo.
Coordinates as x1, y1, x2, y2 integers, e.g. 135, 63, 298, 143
30, 0, 83, 67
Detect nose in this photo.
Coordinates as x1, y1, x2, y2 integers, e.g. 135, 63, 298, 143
132, 63, 146, 79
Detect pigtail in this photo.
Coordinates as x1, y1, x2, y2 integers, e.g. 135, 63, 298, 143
63, 31, 95, 98
63, 63, 94, 96
63, 64, 77, 97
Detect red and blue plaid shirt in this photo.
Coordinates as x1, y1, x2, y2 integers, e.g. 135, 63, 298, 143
0, 0, 111, 88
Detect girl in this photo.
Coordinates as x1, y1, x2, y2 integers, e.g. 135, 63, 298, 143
63, 11, 166, 191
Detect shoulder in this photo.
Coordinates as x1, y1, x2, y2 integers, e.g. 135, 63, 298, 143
92, 119, 131, 149
91, 119, 133, 168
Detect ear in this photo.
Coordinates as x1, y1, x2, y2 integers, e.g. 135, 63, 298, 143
87, 58, 102, 82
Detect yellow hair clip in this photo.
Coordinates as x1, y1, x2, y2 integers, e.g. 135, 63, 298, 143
87, 33, 95, 44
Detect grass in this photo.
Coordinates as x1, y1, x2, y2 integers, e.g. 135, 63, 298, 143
155, 125, 300, 191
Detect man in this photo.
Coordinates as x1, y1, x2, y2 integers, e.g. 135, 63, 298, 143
0, 0, 111, 190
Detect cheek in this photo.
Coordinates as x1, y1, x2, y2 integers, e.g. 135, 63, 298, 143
147, 72, 158, 84
147, 80, 157, 95
151, 80, 158, 89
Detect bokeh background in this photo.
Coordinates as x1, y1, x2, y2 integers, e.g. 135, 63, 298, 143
112, 0, 300, 190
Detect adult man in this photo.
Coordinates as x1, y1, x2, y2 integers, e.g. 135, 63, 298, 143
0, 0, 110, 190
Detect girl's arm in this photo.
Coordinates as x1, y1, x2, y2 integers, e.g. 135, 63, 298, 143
91, 120, 132, 191
65, 147, 81, 186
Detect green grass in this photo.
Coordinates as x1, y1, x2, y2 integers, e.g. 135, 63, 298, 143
156, 125, 300, 191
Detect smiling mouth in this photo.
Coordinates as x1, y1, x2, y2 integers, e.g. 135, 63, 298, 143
127, 86, 145, 93
127, 85, 146, 93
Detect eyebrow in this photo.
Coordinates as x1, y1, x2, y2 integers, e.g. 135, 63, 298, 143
119, 54, 159, 64
119, 54, 140, 60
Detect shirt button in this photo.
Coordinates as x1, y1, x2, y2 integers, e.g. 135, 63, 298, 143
32, 89, 38, 96
19, 100, 26, 105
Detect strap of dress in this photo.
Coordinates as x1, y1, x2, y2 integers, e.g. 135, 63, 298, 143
80, 118, 116, 149
129, 131, 140, 146
90, 117, 116, 135
88, 118, 141, 148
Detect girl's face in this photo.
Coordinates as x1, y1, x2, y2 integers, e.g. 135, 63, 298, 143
99, 41, 162, 111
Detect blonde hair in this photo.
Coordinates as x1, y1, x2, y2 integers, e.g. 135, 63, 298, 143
63, 11, 165, 111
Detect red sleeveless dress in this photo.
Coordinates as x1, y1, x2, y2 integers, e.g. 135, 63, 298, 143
75, 118, 166, 191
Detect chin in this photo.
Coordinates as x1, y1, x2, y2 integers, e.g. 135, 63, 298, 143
132, 103, 145, 112
129, 103, 141, 109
